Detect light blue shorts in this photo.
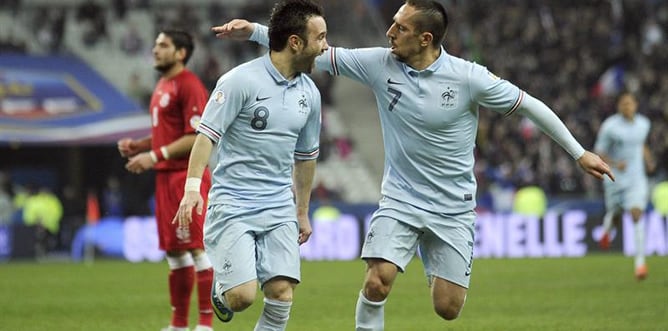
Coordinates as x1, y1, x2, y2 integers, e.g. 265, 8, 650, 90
203, 203, 300, 292
362, 196, 476, 288
604, 180, 648, 212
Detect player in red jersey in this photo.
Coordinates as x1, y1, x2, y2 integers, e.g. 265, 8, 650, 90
118, 29, 214, 331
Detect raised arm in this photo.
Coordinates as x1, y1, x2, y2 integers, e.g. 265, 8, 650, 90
517, 94, 615, 182
211, 19, 257, 41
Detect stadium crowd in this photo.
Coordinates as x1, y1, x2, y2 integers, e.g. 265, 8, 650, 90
1, 0, 667, 211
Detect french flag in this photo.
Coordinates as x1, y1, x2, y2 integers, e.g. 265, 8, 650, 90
591, 64, 625, 97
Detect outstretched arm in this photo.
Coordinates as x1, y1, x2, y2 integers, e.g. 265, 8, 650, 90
212, 19, 256, 41
517, 94, 615, 181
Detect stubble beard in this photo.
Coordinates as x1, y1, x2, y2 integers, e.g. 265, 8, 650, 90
154, 60, 176, 74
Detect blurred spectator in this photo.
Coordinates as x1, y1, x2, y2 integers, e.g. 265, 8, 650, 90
76, 0, 108, 47
119, 23, 144, 55
102, 176, 123, 217
126, 71, 152, 108
2, 0, 668, 203
112, 0, 128, 20
22, 186, 63, 257
310, 71, 336, 107
200, 51, 223, 91
0, 172, 13, 225
312, 181, 342, 203
513, 186, 547, 218
11, 184, 29, 223
34, 6, 66, 52
60, 184, 85, 251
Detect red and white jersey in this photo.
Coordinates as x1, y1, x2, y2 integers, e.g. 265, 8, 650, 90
150, 69, 208, 171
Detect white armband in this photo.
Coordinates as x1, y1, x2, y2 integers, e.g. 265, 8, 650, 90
184, 177, 202, 192
160, 146, 170, 160
149, 151, 158, 163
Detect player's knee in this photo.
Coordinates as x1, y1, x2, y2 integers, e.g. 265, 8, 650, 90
434, 301, 463, 321
225, 289, 255, 311
433, 293, 465, 321
363, 277, 391, 301
263, 277, 296, 302
630, 208, 643, 221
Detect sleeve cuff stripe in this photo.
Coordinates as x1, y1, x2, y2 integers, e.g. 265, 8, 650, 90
295, 148, 320, 158
505, 90, 524, 117
197, 123, 221, 142
330, 48, 339, 76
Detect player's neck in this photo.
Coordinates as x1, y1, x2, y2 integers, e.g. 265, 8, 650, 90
161, 63, 185, 80
620, 112, 635, 122
406, 47, 441, 71
270, 51, 298, 80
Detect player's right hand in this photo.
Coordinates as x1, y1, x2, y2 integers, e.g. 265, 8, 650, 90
118, 138, 140, 158
173, 191, 204, 230
211, 19, 254, 40
577, 151, 615, 182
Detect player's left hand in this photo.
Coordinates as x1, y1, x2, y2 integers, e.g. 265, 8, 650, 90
125, 152, 155, 174
173, 191, 204, 230
577, 151, 615, 182
297, 214, 312, 245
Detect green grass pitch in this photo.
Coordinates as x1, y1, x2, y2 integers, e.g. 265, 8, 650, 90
1, 255, 666, 331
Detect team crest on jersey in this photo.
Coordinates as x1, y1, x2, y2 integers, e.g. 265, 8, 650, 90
189, 115, 201, 129
213, 90, 226, 104
441, 87, 458, 109
298, 94, 308, 114
159, 92, 170, 107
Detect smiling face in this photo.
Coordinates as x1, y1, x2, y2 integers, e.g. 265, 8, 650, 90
295, 15, 329, 73
385, 4, 424, 62
152, 33, 184, 74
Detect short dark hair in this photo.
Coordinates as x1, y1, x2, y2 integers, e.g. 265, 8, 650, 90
616, 90, 635, 103
268, 0, 324, 52
160, 29, 195, 65
406, 0, 448, 47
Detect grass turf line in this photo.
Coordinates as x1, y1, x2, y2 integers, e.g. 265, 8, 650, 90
1, 255, 666, 331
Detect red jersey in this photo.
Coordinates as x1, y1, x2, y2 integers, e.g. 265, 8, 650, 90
150, 69, 208, 171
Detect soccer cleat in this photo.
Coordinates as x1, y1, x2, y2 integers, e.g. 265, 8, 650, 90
599, 232, 610, 250
193, 326, 213, 331
635, 264, 648, 281
211, 282, 234, 323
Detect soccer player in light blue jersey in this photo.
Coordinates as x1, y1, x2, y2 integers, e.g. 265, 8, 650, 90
214, 1, 613, 329
595, 91, 655, 280
174, 1, 328, 330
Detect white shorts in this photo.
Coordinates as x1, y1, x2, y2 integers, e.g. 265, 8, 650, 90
362, 196, 476, 288
604, 180, 648, 212
204, 203, 300, 291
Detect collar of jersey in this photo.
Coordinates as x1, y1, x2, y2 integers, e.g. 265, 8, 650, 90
404, 46, 448, 75
262, 53, 299, 87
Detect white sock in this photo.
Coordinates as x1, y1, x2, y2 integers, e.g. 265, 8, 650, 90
166, 327, 189, 331
634, 220, 646, 268
602, 211, 615, 234
355, 290, 386, 331
193, 252, 212, 271
254, 298, 292, 331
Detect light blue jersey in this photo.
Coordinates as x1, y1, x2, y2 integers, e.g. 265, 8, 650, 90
198, 53, 321, 207
251, 25, 522, 213
594, 113, 650, 188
